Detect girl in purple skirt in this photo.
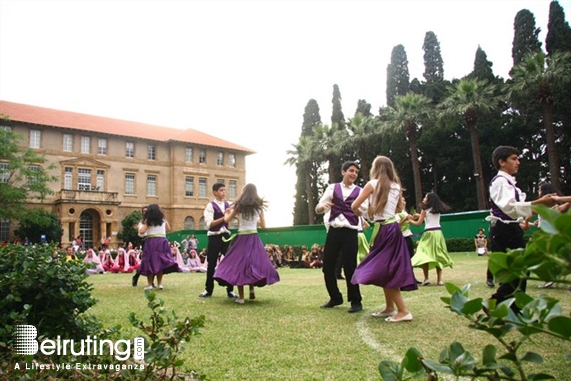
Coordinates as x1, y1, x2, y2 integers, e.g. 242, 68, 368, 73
214, 184, 280, 304
137, 204, 180, 290
351, 156, 417, 322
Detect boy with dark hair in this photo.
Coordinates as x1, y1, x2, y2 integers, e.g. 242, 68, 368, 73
315, 161, 367, 313
198, 182, 238, 298
487, 145, 554, 312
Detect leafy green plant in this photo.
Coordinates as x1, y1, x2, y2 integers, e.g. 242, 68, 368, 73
0, 244, 206, 381
129, 290, 206, 380
0, 243, 99, 343
379, 206, 571, 380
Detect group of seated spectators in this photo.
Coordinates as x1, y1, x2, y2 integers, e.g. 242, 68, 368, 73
47, 239, 328, 275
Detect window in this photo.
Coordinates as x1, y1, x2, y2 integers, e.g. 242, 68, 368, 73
63, 134, 73, 152
30, 130, 41, 148
217, 179, 225, 185
184, 216, 195, 230
147, 175, 157, 196
96, 170, 104, 191
217, 151, 224, 166
125, 173, 135, 195
0, 218, 9, 243
64, 167, 73, 189
1, 126, 11, 132
148, 145, 156, 160
229, 153, 236, 167
0, 162, 9, 183
185, 147, 193, 163
185, 176, 194, 197
198, 217, 207, 230
78, 168, 92, 190
199, 148, 206, 164
229, 180, 237, 199
199, 178, 207, 198
27, 165, 40, 185
126, 142, 134, 158
98, 138, 107, 155
81, 136, 90, 154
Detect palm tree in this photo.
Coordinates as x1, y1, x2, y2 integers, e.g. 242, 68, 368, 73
383, 93, 432, 208
341, 113, 382, 182
508, 51, 571, 191
439, 78, 498, 210
311, 124, 347, 184
285, 136, 318, 224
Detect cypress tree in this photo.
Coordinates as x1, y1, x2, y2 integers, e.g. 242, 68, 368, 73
546, 0, 571, 55
355, 99, 372, 117
292, 99, 322, 225
512, 9, 542, 66
422, 31, 444, 84
386, 44, 410, 108
329, 85, 345, 183
470, 46, 495, 82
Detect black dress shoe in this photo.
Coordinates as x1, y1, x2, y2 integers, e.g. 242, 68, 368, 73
336, 275, 345, 280
486, 280, 495, 288
227, 291, 239, 299
348, 303, 363, 313
198, 291, 212, 298
320, 299, 343, 308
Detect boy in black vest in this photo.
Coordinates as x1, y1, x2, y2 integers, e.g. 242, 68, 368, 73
315, 161, 367, 313
487, 146, 554, 312
198, 183, 238, 298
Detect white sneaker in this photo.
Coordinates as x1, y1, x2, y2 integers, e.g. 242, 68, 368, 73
235, 299, 245, 304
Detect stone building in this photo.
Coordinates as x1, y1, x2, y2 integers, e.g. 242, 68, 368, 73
0, 100, 254, 248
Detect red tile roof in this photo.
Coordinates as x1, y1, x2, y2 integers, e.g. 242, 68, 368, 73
0, 100, 255, 154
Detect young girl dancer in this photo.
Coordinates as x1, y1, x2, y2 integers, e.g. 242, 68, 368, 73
213, 183, 280, 304
410, 192, 453, 286
137, 204, 180, 290
351, 156, 418, 322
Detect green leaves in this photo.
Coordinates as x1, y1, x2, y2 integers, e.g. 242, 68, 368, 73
379, 206, 571, 381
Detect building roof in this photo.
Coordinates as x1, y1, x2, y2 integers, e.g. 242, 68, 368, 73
0, 100, 255, 154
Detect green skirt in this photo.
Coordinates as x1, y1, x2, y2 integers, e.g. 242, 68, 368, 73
357, 232, 370, 264
411, 229, 453, 269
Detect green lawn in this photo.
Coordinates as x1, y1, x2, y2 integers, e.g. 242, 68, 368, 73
87, 253, 571, 381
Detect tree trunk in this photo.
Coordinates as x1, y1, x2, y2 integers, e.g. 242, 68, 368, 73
305, 168, 315, 225
408, 130, 423, 210
468, 123, 487, 210
542, 101, 561, 191
358, 143, 370, 182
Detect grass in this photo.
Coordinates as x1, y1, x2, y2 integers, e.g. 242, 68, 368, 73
87, 253, 571, 381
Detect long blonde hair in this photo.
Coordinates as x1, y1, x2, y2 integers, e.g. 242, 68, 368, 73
369, 156, 403, 215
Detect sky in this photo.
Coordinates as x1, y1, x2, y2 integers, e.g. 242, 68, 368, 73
1, 0, 569, 227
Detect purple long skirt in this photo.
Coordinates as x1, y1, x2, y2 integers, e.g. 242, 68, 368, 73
214, 233, 280, 287
351, 222, 418, 291
138, 237, 180, 276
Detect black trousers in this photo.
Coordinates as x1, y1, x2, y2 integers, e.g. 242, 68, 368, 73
489, 221, 526, 309
205, 233, 234, 294
322, 227, 361, 304
404, 235, 415, 258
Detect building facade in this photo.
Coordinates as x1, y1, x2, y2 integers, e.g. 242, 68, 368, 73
0, 100, 254, 248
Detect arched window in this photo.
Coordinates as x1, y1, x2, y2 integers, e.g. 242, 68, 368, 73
198, 217, 207, 230
184, 216, 195, 230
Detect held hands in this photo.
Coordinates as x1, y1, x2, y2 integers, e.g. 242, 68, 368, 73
317, 202, 334, 214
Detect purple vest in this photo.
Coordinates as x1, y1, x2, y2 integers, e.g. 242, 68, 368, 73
329, 183, 360, 226
209, 201, 230, 232
489, 175, 520, 221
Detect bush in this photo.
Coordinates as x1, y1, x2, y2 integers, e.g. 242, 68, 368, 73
445, 238, 477, 253
0, 244, 100, 344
